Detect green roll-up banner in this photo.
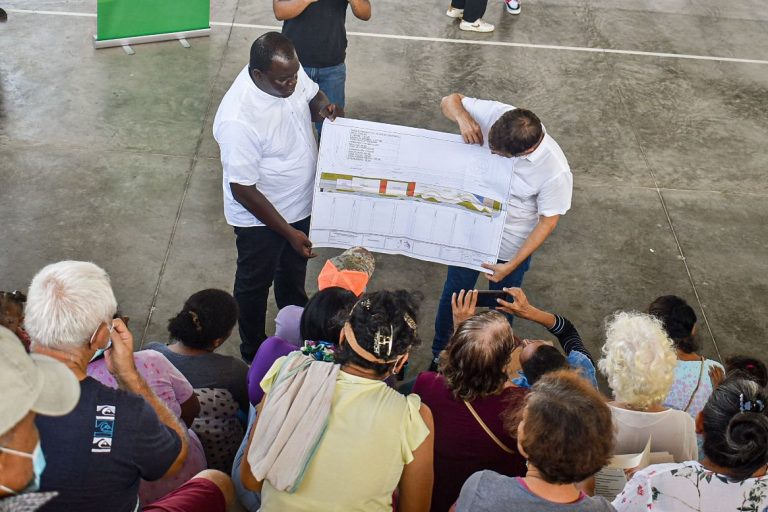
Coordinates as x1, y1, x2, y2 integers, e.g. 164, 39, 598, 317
95, 0, 210, 47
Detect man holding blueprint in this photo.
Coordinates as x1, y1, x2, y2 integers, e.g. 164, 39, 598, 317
431, 93, 573, 366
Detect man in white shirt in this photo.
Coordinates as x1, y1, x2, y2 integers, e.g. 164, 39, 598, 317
213, 32, 341, 362
431, 93, 573, 366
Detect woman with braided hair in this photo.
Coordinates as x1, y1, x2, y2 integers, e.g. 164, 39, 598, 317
240, 290, 434, 512
614, 376, 768, 511
145, 288, 248, 472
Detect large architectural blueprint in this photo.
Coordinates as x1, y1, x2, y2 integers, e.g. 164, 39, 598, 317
309, 118, 513, 272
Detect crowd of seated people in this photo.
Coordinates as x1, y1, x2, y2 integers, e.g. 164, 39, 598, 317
2, 252, 768, 512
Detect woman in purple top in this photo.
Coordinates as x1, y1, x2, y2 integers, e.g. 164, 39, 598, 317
246, 287, 357, 406
413, 305, 528, 512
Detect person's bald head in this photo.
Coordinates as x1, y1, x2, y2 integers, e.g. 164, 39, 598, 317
440, 311, 516, 401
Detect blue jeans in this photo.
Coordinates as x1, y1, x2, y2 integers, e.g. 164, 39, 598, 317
432, 257, 531, 359
304, 63, 346, 135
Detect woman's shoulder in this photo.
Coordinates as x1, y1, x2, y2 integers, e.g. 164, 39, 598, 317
135, 348, 172, 365
472, 469, 516, 487
629, 461, 725, 493
627, 460, 768, 508
413, 371, 449, 396
144, 341, 171, 353
662, 407, 697, 425
463, 471, 521, 501
704, 358, 724, 369
637, 460, 697, 477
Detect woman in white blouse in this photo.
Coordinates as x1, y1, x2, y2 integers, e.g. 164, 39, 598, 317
598, 312, 697, 462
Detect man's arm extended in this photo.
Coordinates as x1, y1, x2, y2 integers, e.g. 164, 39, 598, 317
231, 183, 316, 258
273, 0, 317, 20
482, 214, 560, 282
441, 93, 483, 145
349, 0, 371, 20
106, 319, 189, 477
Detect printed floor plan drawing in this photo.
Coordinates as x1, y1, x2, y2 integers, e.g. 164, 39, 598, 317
309, 118, 514, 272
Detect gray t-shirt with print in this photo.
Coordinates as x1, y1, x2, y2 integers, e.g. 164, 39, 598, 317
456, 471, 616, 512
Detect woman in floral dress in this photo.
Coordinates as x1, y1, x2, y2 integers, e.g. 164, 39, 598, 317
614, 376, 768, 511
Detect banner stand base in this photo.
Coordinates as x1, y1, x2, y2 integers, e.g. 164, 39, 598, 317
93, 28, 211, 49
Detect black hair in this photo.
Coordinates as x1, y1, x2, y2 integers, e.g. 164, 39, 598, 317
522, 345, 569, 386
648, 295, 699, 354
488, 109, 543, 156
0, 290, 26, 326
702, 377, 768, 479
335, 290, 422, 376
167, 289, 239, 350
249, 32, 296, 73
726, 356, 768, 388
300, 287, 357, 344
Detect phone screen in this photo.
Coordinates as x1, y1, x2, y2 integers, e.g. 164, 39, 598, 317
474, 290, 513, 308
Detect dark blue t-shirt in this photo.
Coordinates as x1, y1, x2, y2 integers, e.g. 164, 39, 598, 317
282, 0, 349, 68
36, 377, 181, 512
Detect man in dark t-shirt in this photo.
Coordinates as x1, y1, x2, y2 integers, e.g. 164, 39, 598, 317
36, 378, 181, 512
274, 0, 371, 133
24, 261, 232, 512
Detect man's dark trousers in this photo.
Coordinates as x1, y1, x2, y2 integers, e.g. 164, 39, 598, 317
233, 216, 311, 362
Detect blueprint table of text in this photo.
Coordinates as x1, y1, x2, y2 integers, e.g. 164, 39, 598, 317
309, 118, 513, 272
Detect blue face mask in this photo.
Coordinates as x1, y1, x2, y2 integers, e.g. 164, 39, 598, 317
0, 441, 46, 494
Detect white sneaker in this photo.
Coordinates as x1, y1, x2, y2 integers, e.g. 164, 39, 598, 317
459, 18, 495, 32
446, 6, 464, 18
504, 0, 521, 14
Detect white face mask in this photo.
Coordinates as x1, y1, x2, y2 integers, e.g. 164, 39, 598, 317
0, 441, 46, 494
89, 320, 115, 362
90, 339, 113, 362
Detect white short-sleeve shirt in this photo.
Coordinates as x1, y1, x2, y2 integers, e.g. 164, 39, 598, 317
462, 97, 573, 261
213, 65, 320, 227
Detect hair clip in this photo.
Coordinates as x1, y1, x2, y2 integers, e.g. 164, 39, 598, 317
373, 325, 394, 357
403, 313, 417, 331
188, 311, 203, 332
351, 298, 372, 316
739, 393, 765, 413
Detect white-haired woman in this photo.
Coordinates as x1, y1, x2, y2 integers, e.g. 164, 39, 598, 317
599, 311, 697, 462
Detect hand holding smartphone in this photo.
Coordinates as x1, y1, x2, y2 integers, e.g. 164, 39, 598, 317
475, 289, 514, 308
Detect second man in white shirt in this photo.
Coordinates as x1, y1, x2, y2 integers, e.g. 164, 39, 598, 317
432, 93, 573, 367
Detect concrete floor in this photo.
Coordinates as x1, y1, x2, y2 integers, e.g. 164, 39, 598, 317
1, 0, 767, 379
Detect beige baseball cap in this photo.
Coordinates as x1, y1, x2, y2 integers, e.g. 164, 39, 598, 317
0, 326, 81, 436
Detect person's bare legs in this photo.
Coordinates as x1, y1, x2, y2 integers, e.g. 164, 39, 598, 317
193, 470, 237, 511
